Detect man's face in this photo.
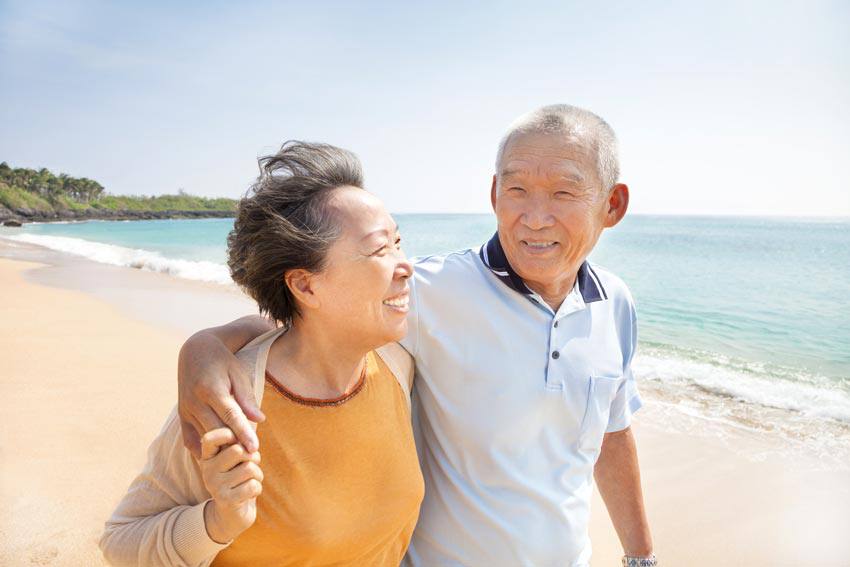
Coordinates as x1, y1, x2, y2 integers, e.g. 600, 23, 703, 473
491, 132, 618, 295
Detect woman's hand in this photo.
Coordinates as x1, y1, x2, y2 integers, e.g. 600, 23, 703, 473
199, 428, 264, 544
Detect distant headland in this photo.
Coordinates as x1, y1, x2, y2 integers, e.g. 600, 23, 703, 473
0, 162, 237, 225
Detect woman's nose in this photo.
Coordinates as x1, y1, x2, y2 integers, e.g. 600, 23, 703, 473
396, 257, 414, 279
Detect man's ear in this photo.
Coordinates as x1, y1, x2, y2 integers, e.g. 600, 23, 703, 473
285, 269, 320, 310
604, 183, 629, 228
490, 174, 498, 211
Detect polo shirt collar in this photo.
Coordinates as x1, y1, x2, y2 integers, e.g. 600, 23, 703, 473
479, 232, 608, 304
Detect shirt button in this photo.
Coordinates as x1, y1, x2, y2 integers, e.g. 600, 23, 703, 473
552, 350, 560, 359
554, 321, 559, 328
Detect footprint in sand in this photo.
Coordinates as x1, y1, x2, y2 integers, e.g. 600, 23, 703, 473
29, 547, 58, 565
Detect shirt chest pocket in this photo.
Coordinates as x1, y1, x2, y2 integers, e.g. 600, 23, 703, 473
577, 374, 623, 452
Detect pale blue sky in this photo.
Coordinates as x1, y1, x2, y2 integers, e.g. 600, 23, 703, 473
2, 1, 848, 215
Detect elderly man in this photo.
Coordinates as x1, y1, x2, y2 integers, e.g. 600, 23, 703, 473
177, 104, 654, 566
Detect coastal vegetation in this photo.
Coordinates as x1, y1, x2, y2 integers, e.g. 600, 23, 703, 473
0, 162, 236, 223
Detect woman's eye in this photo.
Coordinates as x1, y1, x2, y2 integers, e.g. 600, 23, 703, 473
371, 236, 402, 256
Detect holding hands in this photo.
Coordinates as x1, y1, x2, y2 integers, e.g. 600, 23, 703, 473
199, 427, 264, 544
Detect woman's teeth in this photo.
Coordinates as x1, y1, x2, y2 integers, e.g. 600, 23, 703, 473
383, 296, 409, 308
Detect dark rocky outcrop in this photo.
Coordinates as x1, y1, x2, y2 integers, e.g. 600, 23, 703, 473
3, 209, 235, 225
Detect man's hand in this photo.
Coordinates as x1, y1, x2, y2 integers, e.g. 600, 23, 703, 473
200, 428, 263, 544
178, 316, 274, 457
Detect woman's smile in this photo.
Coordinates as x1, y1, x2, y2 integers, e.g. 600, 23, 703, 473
382, 290, 410, 313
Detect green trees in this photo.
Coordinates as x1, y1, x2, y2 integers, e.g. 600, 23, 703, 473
0, 162, 105, 204
0, 162, 235, 218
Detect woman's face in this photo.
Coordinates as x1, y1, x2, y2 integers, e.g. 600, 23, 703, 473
306, 187, 412, 348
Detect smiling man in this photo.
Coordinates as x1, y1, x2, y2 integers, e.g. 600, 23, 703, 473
177, 104, 654, 566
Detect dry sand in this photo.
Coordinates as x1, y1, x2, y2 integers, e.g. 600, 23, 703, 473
1, 257, 185, 565
1, 240, 849, 566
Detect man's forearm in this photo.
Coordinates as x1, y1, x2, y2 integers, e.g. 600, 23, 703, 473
187, 315, 276, 355
177, 315, 276, 393
594, 426, 653, 556
176, 314, 276, 455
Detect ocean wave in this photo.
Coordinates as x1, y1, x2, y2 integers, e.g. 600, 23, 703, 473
634, 346, 850, 424
3, 233, 233, 285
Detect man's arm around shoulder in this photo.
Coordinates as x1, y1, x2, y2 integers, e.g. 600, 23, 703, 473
178, 315, 275, 457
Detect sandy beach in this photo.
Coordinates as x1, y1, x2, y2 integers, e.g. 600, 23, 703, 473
2, 240, 849, 566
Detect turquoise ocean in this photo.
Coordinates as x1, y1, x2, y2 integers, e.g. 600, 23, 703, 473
3, 215, 849, 460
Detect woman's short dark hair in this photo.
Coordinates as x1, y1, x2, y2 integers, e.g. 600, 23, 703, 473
227, 140, 364, 327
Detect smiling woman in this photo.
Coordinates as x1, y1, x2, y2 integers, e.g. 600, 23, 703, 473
99, 141, 424, 567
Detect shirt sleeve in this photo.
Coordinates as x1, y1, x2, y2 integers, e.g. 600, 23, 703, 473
99, 407, 230, 567
398, 260, 422, 358
605, 292, 643, 433
605, 367, 643, 433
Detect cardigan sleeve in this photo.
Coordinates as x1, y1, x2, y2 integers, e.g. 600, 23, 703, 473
99, 407, 231, 567
376, 341, 414, 409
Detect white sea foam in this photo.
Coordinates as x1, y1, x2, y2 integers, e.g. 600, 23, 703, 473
3, 233, 233, 285
634, 348, 850, 424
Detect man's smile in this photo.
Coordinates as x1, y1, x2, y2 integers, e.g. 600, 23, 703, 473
519, 239, 560, 254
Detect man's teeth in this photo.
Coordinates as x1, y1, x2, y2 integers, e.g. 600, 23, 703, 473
383, 296, 409, 307
525, 241, 556, 248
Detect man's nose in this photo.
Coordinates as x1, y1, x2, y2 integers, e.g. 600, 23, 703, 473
521, 199, 555, 230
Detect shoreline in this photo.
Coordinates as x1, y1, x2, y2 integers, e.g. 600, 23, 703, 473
4, 226, 848, 469
1, 208, 234, 225
2, 240, 850, 565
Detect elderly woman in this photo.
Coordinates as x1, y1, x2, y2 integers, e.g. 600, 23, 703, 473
99, 142, 424, 566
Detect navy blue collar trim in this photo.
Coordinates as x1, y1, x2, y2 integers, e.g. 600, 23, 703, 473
478, 232, 607, 303
479, 232, 532, 295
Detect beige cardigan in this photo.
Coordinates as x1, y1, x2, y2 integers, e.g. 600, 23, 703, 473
99, 328, 414, 567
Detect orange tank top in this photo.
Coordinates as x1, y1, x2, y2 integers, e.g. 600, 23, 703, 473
212, 351, 424, 566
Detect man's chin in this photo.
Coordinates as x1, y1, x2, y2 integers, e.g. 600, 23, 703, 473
511, 258, 562, 281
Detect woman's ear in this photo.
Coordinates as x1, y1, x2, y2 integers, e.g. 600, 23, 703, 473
285, 269, 321, 310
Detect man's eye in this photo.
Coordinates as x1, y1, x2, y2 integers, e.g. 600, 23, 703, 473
507, 187, 526, 194
394, 237, 402, 248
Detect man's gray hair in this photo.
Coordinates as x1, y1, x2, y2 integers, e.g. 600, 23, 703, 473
495, 104, 620, 191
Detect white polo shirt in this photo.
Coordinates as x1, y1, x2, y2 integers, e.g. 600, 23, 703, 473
400, 233, 642, 567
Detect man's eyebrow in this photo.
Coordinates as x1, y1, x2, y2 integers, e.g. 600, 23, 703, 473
552, 172, 586, 184
499, 168, 528, 178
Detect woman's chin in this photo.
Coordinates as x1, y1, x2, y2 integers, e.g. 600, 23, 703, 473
380, 321, 408, 345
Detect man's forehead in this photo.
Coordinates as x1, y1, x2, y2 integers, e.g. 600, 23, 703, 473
500, 132, 597, 175
500, 152, 592, 182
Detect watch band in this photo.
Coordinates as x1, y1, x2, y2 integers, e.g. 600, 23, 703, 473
622, 554, 657, 567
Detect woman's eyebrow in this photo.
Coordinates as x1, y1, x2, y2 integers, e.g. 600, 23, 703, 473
361, 224, 399, 241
